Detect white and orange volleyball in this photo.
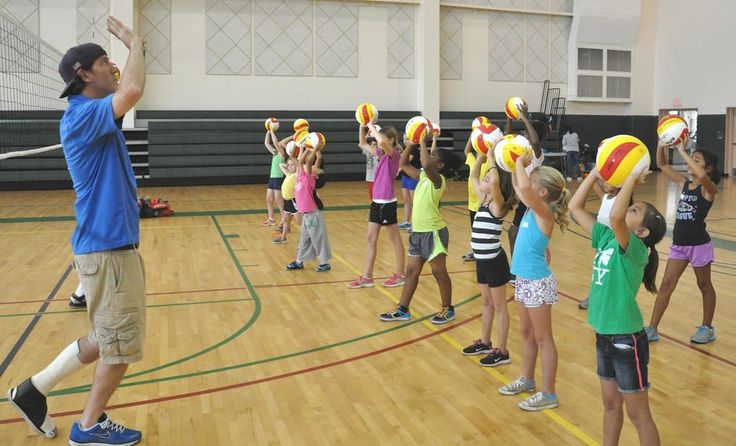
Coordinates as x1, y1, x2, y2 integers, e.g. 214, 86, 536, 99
293, 118, 309, 133
294, 130, 310, 148
657, 115, 688, 146
405, 116, 434, 144
472, 116, 491, 131
596, 134, 650, 187
470, 125, 503, 156
505, 97, 526, 120
111, 61, 121, 83
494, 134, 532, 172
264, 117, 279, 132
432, 123, 441, 136
307, 131, 326, 151
286, 141, 300, 158
355, 103, 378, 125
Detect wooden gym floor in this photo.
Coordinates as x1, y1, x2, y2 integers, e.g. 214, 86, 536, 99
0, 172, 735, 445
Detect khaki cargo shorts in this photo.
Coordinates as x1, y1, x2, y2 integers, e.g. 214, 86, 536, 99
74, 248, 146, 365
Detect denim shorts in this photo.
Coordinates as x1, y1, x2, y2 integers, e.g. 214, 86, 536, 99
596, 330, 650, 393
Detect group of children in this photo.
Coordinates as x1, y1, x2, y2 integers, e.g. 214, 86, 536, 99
262, 110, 721, 443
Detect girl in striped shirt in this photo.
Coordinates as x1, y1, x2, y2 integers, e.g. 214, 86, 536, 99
462, 150, 517, 366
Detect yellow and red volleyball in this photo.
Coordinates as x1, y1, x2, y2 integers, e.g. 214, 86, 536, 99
656, 115, 688, 146
471, 125, 503, 156
355, 103, 378, 125
471, 116, 491, 131
294, 130, 310, 148
293, 118, 309, 133
405, 116, 433, 144
494, 134, 532, 172
308, 131, 326, 151
596, 135, 651, 187
505, 97, 526, 120
264, 117, 279, 132
286, 141, 300, 158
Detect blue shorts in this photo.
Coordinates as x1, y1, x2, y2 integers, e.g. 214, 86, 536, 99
596, 330, 650, 393
401, 176, 418, 190
268, 177, 284, 190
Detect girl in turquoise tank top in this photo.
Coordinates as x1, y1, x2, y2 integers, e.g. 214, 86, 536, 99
498, 152, 570, 412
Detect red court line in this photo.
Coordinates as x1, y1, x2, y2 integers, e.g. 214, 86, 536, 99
0, 314, 479, 425
254, 269, 476, 289
556, 290, 736, 369
0, 286, 249, 306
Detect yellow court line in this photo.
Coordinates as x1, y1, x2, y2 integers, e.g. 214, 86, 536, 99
332, 252, 600, 446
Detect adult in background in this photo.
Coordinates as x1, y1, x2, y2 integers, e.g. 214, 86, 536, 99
8, 17, 147, 446
562, 126, 581, 182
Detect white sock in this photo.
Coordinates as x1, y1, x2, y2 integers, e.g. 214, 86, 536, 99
31, 340, 85, 395
74, 282, 84, 296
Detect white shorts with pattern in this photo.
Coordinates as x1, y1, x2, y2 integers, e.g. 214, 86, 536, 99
514, 274, 558, 308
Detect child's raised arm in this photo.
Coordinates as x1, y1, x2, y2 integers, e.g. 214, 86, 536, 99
514, 151, 554, 236
401, 142, 420, 180
656, 141, 687, 186
518, 102, 542, 158
570, 168, 599, 234
421, 133, 443, 189
486, 148, 506, 217
264, 132, 276, 155
610, 171, 646, 251
358, 125, 376, 155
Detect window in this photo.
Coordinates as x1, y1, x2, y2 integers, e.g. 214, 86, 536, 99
576, 47, 632, 100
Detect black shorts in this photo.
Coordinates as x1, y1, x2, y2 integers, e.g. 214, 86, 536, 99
268, 177, 284, 190
596, 330, 650, 393
475, 251, 511, 287
283, 198, 297, 214
369, 201, 398, 226
512, 202, 527, 226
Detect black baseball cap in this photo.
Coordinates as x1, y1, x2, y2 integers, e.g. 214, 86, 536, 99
58, 43, 107, 98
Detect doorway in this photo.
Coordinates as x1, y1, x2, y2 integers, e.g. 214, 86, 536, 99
726, 107, 736, 177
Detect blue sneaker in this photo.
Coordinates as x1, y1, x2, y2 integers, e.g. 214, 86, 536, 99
644, 326, 659, 342
285, 261, 303, 270
431, 306, 456, 325
690, 325, 715, 344
69, 413, 141, 445
379, 305, 410, 321
397, 221, 411, 230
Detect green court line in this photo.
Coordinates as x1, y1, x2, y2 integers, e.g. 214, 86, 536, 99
0, 297, 254, 319
38, 293, 481, 398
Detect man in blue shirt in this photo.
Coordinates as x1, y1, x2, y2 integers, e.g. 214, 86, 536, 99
8, 16, 147, 446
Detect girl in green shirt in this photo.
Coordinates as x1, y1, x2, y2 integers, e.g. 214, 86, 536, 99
570, 167, 666, 446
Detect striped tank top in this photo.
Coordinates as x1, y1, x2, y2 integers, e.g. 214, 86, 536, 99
470, 204, 504, 260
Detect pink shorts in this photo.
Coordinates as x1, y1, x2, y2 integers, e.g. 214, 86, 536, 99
669, 242, 715, 268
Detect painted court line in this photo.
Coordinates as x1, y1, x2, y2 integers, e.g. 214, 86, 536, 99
0, 314, 480, 426
332, 252, 600, 446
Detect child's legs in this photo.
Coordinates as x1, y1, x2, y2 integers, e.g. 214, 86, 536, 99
600, 379, 624, 446
296, 213, 317, 262
622, 391, 660, 446
386, 224, 405, 274
265, 188, 275, 219
479, 283, 493, 346
281, 213, 293, 238
399, 255, 425, 308
274, 190, 284, 220
649, 258, 689, 328
490, 285, 509, 352
693, 263, 716, 326
402, 188, 413, 222
516, 304, 537, 381
364, 222, 380, 277
311, 211, 332, 265
527, 304, 557, 394
429, 254, 451, 308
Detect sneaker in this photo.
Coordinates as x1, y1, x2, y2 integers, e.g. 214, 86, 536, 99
578, 297, 589, 309
431, 306, 456, 325
566, 177, 573, 182
690, 325, 716, 344
316, 263, 331, 272
7, 378, 57, 438
347, 275, 374, 289
577, 177, 583, 182
480, 349, 511, 367
383, 273, 406, 288
285, 261, 303, 270
261, 218, 276, 227
461, 252, 475, 262
379, 305, 410, 322
69, 413, 142, 446
398, 221, 411, 230
519, 391, 559, 411
272, 237, 287, 244
644, 326, 659, 342
69, 293, 87, 308
462, 339, 492, 356
498, 376, 536, 395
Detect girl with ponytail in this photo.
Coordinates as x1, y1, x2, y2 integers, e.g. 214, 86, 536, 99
570, 166, 665, 446
497, 154, 570, 412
